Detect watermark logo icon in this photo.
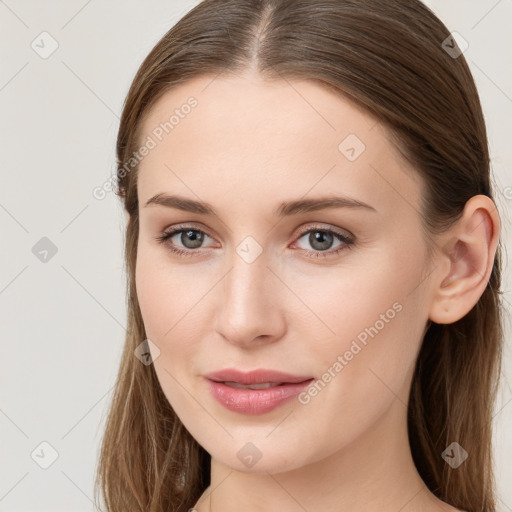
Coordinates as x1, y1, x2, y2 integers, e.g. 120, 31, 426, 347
441, 442, 468, 468
31, 31, 59, 59
31, 441, 59, 469
32, 237, 58, 263
237, 442, 262, 468
441, 32, 469, 59
338, 134, 366, 161
135, 338, 161, 365
236, 236, 263, 264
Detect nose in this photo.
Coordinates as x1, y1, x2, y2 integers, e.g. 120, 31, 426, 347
214, 249, 287, 349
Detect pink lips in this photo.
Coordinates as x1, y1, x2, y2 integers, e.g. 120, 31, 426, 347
204, 368, 315, 415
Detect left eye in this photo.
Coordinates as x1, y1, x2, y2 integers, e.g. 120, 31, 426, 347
294, 228, 352, 253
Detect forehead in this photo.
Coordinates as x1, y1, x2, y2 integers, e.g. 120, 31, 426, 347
136, 73, 423, 216
139, 72, 379, 151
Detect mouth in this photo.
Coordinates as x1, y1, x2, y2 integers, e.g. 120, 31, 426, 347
203, 368, 315, 415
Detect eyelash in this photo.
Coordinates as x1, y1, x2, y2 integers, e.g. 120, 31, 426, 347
154, 223, 355, 260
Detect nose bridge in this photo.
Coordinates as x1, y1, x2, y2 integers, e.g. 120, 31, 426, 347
214, 237, 285, 346
223, 242, 272, 316
222, 226, 271, 290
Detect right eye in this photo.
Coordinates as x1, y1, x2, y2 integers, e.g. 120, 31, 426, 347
155, 226, 216, 256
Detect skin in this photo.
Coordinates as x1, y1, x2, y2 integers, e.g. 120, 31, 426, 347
134, 71, 500, 512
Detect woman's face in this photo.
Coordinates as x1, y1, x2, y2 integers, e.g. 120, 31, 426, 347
135, 72, 435, 473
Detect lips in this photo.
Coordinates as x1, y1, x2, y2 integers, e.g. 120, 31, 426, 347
204, 368, 315, 415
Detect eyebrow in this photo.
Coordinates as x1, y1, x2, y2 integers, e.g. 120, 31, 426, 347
143, 193, 377, 216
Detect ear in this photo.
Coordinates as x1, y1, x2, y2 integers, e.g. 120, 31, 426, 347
428, 195, 501, 324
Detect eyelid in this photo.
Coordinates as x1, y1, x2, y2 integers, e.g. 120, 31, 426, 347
293, 222, 354, 241
166, 223, 218, 246
164, 222, 216, 240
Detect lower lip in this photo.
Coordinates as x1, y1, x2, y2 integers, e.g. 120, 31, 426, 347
205, 378, 314, 415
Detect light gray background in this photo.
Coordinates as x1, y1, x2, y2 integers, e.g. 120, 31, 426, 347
0, 1, 510, 511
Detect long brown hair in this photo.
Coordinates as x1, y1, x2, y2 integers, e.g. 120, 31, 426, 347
94, 1, 505, 511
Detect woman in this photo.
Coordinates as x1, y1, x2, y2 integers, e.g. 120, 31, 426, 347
95, 1, 505, 511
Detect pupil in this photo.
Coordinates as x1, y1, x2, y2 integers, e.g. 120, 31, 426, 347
310, 231, 332, 251
182, 230, 204, 249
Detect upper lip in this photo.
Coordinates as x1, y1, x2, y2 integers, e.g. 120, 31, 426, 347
204, 368, 314, 385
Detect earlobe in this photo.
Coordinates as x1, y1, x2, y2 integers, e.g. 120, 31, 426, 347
428, 195, 500, 325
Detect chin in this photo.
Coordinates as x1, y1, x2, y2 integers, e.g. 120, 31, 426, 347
203, 434, 321, 475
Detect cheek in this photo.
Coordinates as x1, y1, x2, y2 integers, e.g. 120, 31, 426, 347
135, 244, 220, 391
290, 274, 425, 455
293, 249, 424, 350
135, 251, 169, 340
135, 247, 205, 407
294, 242, 428, 400
135, 243, 199, 339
